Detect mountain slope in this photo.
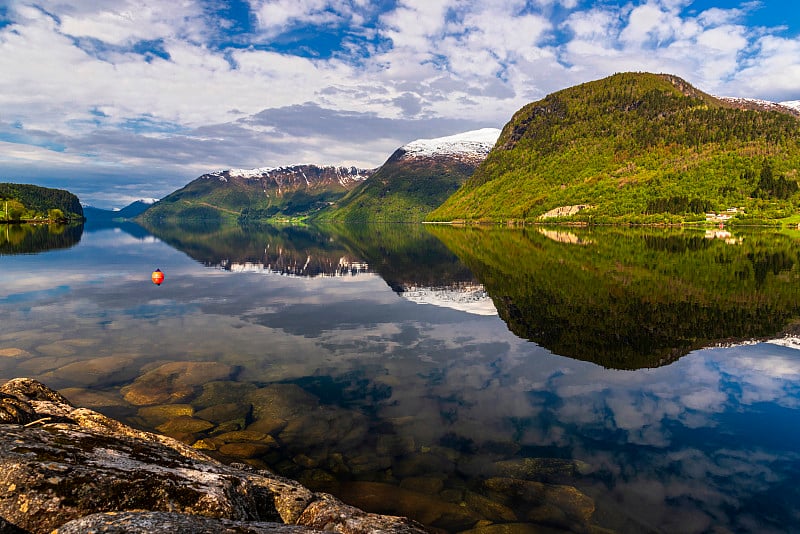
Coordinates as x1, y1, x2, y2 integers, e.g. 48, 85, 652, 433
139, 165, 373, 225
318, 129, 500, 222
429, 73, 800, 223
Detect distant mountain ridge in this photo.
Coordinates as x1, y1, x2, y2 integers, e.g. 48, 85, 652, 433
429, 72, 800, 223
84, 200, 154, 221
716, 96, 800, 117
139, 164, 373, 224
208, 165, 371, 190
780, 100, 800, 113
317, 128, 500, 222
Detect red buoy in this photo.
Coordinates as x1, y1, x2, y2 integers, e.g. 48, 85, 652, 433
151, 269, 164, 286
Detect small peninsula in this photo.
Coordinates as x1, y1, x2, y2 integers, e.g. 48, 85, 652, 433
0, 183, 84, 223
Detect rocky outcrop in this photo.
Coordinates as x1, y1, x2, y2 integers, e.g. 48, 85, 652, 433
0, 378, 426, 534
538, 205, 591, 219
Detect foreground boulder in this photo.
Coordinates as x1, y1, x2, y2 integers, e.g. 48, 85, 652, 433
0, 378, 426, 534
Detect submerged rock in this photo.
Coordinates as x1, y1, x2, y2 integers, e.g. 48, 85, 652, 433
248, 384, 319, 422
195, 380, 258, 409
483, 477, 595, 531
0, 348, 32, 358
0, 378, 426, 534
120, 361, 235, 405
337, 481, 481, 531
492, 458, 591, 482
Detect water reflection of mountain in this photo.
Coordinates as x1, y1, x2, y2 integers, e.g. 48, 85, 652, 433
142, 221, 368, 277
429, 226, 800, 369
83, 219, 152, 240
326, 224, 478, 288
143, 221, 494, 312
320, 223, 494, 313
0, 223, 83, 254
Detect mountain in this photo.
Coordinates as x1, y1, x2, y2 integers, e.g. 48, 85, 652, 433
781, 100, 800, 113
716, 96, 800, 117
317, 128, 500, 222
0, 183, 83, 221
139, 165, 373, 225
428, 73, 800, 224
84, 200, 155, 221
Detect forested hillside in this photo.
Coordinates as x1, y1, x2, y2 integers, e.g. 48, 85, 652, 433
429, 73, 800, 224
318, 154, 479, 222
0, 183, 83, 221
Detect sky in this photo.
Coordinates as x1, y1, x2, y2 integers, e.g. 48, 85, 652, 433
0, 0, 799, 208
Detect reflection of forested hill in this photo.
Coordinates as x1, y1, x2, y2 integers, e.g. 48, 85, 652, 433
321, 223, 480, 292
142, 221, 489, 308
430, 226, 800, 369
0, 223, 83, 254
141, 221, 368, 277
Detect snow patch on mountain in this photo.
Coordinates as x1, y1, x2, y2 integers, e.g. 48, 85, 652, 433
207, 165, 372, 185
716, 96, 800, 116
400, 128, 501, 160
781, 100, 800, 113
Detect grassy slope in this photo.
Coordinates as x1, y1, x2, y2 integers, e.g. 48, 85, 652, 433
317, 154, 478, 223
428, 73, 800, 223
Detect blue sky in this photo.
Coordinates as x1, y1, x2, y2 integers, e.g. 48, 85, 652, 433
1, 0, 798, 208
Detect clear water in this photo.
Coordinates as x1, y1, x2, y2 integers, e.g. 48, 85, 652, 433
2, 221, 800, 533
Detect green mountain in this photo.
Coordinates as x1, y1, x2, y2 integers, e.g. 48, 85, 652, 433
138, 165, 373, 226
317, 129, 500, 222
428, 73, 800, 224
0, 183, 83, 222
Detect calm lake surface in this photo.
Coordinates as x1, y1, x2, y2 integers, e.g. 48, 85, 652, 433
2, 221, 800, 533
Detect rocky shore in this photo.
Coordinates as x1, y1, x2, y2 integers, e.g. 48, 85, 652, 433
0, 378, 427, 533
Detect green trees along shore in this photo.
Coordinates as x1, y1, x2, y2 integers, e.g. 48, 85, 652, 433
0, 183, 84, 223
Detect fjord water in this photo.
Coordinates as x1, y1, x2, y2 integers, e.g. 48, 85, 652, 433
2, 222, 800, 533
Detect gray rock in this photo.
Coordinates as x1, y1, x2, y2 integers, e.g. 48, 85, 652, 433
52, 511, 321, 533
0, 378, 427, 534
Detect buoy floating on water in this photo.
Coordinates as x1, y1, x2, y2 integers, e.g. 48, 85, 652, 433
151, 269, 165, 286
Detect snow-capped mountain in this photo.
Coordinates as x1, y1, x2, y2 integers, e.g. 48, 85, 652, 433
322, 128, 502, 222
780, 100, 800, 113
141, 164, 375, 222
716, 96, 800, 117
397, 128, 501, 163
207, 165, 373, 190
